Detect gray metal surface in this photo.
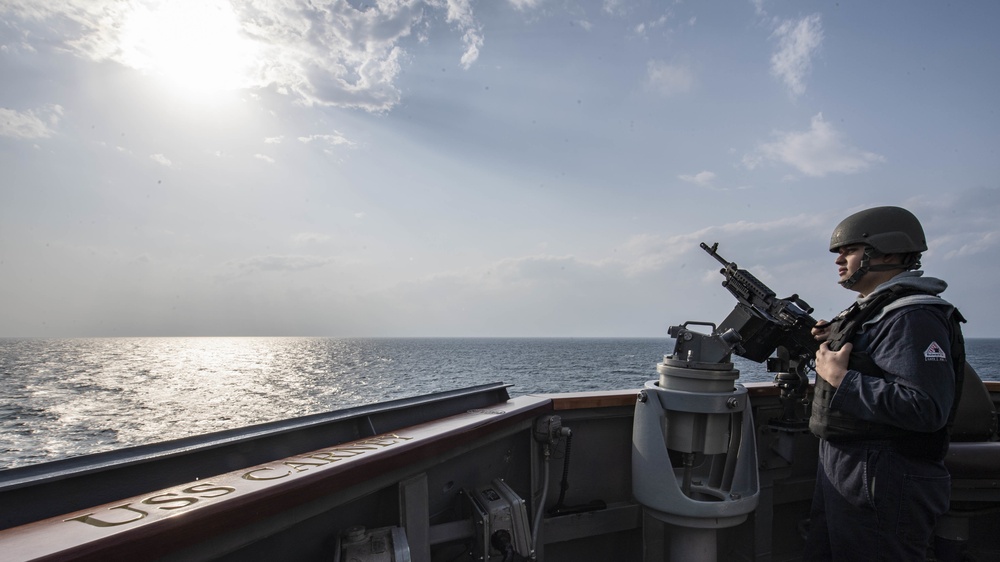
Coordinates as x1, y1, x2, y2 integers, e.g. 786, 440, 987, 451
0, 383, 513, 530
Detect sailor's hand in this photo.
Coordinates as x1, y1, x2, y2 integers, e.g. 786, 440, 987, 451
812, 320, 831, 342
815, 341, 851, 388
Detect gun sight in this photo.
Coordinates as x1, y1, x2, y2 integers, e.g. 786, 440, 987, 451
700, 242, 732, 269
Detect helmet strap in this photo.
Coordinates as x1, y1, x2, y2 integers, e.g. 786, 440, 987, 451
839, 247, 874, 289
868, 252, 922, 272
841, 249, 922, 289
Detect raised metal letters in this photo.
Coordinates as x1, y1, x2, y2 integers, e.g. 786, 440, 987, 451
65, 433, 412, 529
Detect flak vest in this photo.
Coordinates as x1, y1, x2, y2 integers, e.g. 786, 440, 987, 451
809, 285, 966, 461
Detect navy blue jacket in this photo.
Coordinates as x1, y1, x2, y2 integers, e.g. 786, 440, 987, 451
831, 303, 955, 433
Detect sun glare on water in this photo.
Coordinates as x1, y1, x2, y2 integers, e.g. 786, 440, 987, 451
119, 0, 256, 97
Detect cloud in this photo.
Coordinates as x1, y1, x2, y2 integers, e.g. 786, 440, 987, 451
602, 0, 627, 17
264, 136, 284, 144
254, 154, 275, 163
234, 0, 427, 110
908, 187, 1000, 261
1, 2, 134, 61
678, 171, 716, 188
0, 105, 63, 139
480, 255, 598, 289
943, 231, 1000, 259
441, 0, 484, 70
298, 133, 356, 148
2, 1, 486, 112
405, 254, 625, 311
635, 15, 669, 38
226, 254, 335, 275
743, 113, 885, 177
508, 0, 542, 10
619, 213, 829, 275
646, 60, 694, 96
292, 233, 333, 245
770, 14, 822, 98
149, 153, 172, 167
617, 232, 697, 275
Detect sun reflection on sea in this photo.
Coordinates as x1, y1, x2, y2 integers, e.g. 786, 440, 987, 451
3, 337, 394, 468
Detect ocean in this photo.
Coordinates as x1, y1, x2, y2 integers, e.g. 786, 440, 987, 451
2, 337, 999, 470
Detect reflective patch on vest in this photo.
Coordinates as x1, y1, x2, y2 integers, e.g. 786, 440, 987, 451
924, 341, 947, 361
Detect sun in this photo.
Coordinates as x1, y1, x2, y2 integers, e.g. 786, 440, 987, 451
119, 0, 257, 96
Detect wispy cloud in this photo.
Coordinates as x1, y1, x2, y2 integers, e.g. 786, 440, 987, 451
254, 154, 275, 164
909, 187, 1000, 261
508, 0, 542, 10
743, 113, 885, 177
678, 171, 716, 188
443, 0, 484, 70
418, 254, 616, 298
602, 0, 627, 17
292, 233, 333, 245
0, 105, 63, 139
770, 14, 822, 98
944, 231, 1000, 259
646, 60, 695, 96
298, 133, 356, 148
634, 14, 669, 38
149, 153, 172, 167
227, 254, 335, 275
618, 232, 699, 275
619, 213, 829, 276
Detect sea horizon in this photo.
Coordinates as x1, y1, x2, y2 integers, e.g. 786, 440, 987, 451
3, 336, 999, 469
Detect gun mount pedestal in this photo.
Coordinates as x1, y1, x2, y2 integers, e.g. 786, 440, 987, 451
767, 351, 813, 433
633, 323, 759, 562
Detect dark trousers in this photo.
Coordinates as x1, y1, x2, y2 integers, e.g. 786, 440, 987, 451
803, 442, 951, 562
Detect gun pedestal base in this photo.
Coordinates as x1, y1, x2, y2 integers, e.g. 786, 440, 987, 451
633, 323, 760, 561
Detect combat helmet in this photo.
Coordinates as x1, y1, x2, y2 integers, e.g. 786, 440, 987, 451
830, 206, 926, 289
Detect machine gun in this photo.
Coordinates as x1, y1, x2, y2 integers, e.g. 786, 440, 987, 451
701, 242, 819, 426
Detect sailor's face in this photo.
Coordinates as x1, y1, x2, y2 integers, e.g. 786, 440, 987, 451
834, 245, 864, 284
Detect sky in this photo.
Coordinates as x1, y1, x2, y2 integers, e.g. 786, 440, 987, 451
1, 0, 999, 338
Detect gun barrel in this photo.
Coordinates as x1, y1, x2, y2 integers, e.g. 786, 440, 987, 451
700, 242, 731, 267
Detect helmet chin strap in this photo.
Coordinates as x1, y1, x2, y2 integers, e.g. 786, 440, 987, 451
839, 247, 873, 289
839, 247, 915, 289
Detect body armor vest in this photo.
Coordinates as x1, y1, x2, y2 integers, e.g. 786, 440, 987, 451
809, 286, 965, 460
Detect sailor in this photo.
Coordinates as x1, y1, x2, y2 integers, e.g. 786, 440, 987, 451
803, 206, 965, 561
